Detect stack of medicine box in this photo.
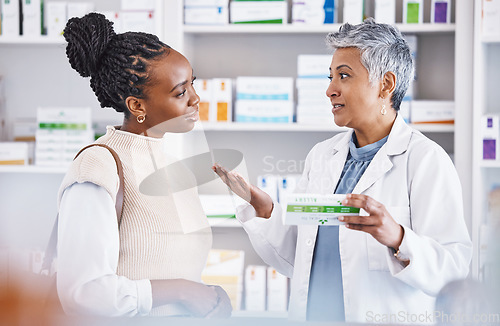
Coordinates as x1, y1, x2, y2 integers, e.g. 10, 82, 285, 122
184, 0, 229, 25
194, 78, 233, 122
35, 107, 94, 166
119, 0, 156, 35
202, 249, 245, 310
296, 55, 334, 125
292, 0, 336, 25
245, 265, 288, 312
235, 77, 294, 123
230, 0, 287, 24
343, 0, 364, 24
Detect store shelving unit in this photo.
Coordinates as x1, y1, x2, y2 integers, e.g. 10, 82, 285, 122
0, 0, 476, 316
472, 0, 500, 280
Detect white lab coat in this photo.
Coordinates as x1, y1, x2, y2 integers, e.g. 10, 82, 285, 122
236, 115, 472, 323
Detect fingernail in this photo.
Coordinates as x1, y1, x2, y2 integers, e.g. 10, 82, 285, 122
338, 216, 344, 222
343, 199, 348, 205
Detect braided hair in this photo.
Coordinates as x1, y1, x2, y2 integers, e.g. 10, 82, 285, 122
64, 12, 170, 117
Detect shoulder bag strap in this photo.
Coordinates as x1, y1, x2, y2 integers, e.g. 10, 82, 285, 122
74, 143, 124, 226
41, 144, 124, 274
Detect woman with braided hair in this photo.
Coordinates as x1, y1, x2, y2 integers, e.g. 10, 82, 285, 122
56, 13, 231, 317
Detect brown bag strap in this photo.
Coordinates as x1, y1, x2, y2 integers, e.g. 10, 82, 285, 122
74, 143, 124, 227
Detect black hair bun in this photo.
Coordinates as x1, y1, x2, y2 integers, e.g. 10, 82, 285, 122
64, 12, 116, 77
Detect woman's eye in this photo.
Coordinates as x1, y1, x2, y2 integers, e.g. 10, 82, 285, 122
191, 76, 197, 85
340, 73, 349, 79
328, 75, 333, 81
177, 89, 187, 97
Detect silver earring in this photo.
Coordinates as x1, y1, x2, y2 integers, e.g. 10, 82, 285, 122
137, 115, 146, 123
381, 104, 387, 115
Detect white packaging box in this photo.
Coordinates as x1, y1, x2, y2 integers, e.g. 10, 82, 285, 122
236, 77, 293, 123
297, 55, 332, 78
193, 78, 213, 121
343, 0, 363, 24
46, 2, 67, 36
292, 0, 336, 25
375, 0, 396, 24
482, 0, 500, 37
1, 0, 20, 36
267, 267, 288, 312
257, 174, 279, 202
67, 2, 95, 19
212, 78, 232, 122
121, 0, 155, 11
0, 142, 29, 165
481, 115, 500, 160
296, 77, 333, 124
101, 11, 122, 33
410, 100, 454, 123
278, 174, 301, 205
236, 100, 293, 122
403, 0, 423, 24
199, 194, 246, 218
120, 11, 155, 34
184, 6, 229, 25
202, 249, 245, 310
431, 0, 450, 24
230, 1, 287, 24
36, 107, 92, 165
22, 0, 42, 36
284, 193, 360, 225
245, 265, 267, 311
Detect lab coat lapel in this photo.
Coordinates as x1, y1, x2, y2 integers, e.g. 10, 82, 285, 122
352, 115, 411, 195
352, 146, 393, 194
325, 131, 352, 194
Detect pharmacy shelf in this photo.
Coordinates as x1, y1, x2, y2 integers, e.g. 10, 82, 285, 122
479, 161, 500, 168
482, 35, 500, 43
0, 165, 68, 174
0, 36, 65, 45
183, 23, 455, 35
196, 122, 454, 133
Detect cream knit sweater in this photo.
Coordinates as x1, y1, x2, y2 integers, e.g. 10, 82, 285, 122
58, 126, 212, 316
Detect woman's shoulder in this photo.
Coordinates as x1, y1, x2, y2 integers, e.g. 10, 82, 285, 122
58, 145, 121, 202
309, 131, 349, 154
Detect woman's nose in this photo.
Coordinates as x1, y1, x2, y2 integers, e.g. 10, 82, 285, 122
326, 81, 339, 98
190, 90, 200, 107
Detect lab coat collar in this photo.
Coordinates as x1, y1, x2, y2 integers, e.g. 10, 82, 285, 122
331, 114, 411, 157
385, 114, 412, 156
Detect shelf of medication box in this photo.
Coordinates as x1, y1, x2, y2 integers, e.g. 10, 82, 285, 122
183, 23, 455, 35
480, 161, 500, 168
0, 165, 68, 174
0, 36, 65, 45
232, 310, 288, 318
198, 122, 454, 133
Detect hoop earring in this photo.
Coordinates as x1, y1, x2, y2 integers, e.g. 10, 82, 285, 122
381, 104, 387, 115
137, 115, 146, 123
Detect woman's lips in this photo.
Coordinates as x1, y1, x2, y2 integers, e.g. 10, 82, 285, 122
332, 104, 344, 114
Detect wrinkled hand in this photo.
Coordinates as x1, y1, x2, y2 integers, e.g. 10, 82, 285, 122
205, 286, 232, 318
179, 281, 219, 318
340, 194, 404, 250
212, 163, 273, 218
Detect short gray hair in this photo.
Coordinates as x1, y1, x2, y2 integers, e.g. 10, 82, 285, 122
326, 18, 414, 111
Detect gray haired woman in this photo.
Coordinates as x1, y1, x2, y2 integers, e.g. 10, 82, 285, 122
213, 18, 472, 322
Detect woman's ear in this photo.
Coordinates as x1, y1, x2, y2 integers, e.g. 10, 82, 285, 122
381, 71, 397, 99
125, 96, 146, 118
